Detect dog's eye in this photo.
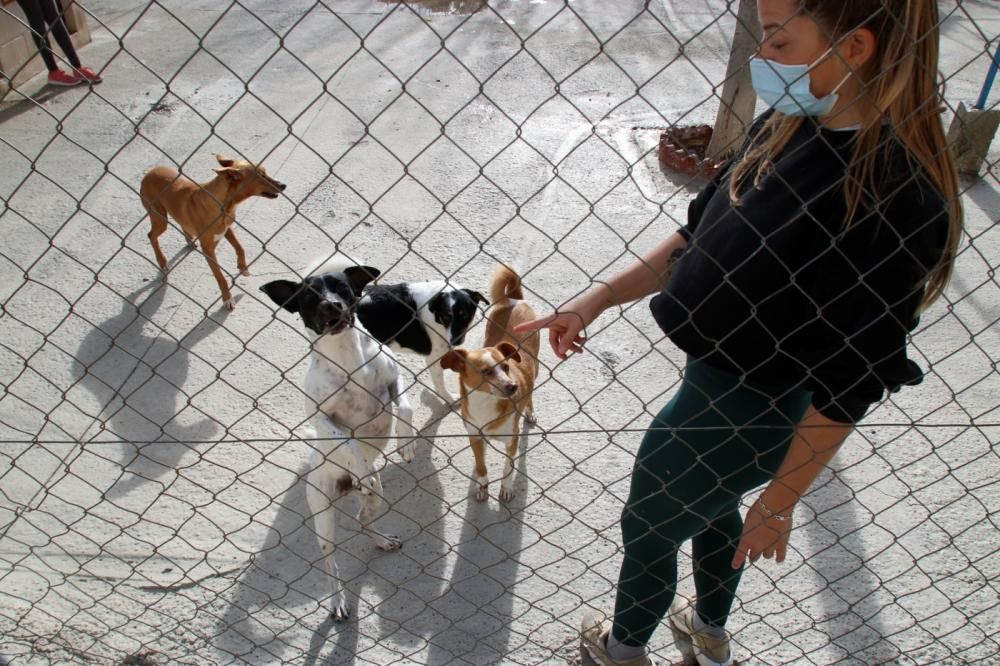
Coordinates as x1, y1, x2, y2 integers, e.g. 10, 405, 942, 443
501, 363, 510, 372
441, 314, 452, 325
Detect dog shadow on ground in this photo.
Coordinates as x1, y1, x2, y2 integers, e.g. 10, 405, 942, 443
71, 279, 224, 500
422, 419, 531, 665
213, 458, 356, 665
216, 389, 451, 665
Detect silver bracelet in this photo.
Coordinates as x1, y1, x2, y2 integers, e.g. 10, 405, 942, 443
755, 496, 793, 522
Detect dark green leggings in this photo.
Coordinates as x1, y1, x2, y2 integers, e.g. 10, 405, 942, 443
612, 357, 811, 646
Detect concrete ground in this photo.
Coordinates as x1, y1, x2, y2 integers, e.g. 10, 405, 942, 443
0, 0, 998, 664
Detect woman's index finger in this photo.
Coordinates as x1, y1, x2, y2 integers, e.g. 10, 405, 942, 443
512, 313, 558, 334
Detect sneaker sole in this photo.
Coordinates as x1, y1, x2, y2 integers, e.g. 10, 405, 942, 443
579, 644, 599, 666
580, 643, 656, 666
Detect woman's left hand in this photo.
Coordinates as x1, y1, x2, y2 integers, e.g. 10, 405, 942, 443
731, 501, 793, 569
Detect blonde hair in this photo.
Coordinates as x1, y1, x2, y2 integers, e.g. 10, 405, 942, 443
729, 0, 962, 311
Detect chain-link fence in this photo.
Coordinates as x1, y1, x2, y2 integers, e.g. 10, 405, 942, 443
1, 1, 998, 664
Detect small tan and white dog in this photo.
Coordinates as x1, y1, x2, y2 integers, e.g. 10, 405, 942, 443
440, 265, 539, 502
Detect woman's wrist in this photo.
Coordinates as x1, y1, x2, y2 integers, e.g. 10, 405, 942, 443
760, 477, 805, 512
755, 493, 795, 521
584, 282, 616, 313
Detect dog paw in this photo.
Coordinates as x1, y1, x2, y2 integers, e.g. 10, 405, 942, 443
398, 441, 415, 464
475, 484, 489, 502
223, 297, 236, 311
373, 533, 402, 551
331, 595, 350, 622
360, 476, 382, 495
239, 267, 250, 277
499, 484, 515, 502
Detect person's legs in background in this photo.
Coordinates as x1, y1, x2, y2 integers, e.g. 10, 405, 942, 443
14, 0, 102, 85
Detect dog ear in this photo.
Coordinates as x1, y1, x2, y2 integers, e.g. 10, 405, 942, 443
465, 289, 489, 307
440, 349, 467, 372
344, 266, 380, 296
259, 280, 302, 313
215, 154, 235, 167
496, 341, 522, 363
213, 166, 242, 183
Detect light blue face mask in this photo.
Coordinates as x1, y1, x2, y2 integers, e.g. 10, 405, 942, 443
749, 55, 849, 117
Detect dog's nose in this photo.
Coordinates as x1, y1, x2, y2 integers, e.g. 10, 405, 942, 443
277, 182, 286, 191
503, 382, 517, 397
317, 301, 346, 327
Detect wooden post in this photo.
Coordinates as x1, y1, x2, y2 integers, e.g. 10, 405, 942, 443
706, 0, 761, 161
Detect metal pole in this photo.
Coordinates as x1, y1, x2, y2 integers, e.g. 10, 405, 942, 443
974, 46, 999, 110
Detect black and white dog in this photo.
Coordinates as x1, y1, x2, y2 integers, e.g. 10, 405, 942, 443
357, 281, 488, 404
260, 257, 416, 622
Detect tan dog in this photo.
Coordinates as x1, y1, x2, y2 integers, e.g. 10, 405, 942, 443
140, 154, 285, 310
441, 265, 540, 502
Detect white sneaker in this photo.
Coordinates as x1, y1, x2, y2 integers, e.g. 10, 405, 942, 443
668, 596, 735, 666
579, 611, 655, 666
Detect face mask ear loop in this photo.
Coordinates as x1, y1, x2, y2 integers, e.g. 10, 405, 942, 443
810, 45, 854, 116
829, 69, 853, 97
815, 70, 854, 120
808, 46, 836, 73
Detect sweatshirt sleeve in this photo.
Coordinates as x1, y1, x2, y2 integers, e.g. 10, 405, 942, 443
682, 175, 721, 240
795, 176, 949, 423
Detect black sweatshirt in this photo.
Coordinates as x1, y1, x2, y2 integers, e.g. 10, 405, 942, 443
650, 114, 949, 423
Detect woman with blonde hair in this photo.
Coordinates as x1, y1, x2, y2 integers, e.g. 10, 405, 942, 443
517, 0, 962, 664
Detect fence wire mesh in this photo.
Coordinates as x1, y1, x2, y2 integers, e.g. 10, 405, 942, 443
1, 0, 998, 664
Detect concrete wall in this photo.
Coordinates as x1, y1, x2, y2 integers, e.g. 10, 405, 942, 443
0, 0, 91, 93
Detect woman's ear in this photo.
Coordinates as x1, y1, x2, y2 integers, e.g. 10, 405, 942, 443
842, 26, 878, 73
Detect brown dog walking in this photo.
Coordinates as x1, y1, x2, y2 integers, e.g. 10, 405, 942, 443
140, 154, 285, 310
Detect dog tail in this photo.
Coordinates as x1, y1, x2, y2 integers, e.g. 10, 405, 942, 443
490, 264, 523, 303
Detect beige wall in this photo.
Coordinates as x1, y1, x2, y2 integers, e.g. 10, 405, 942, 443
1, 0, 91, 92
